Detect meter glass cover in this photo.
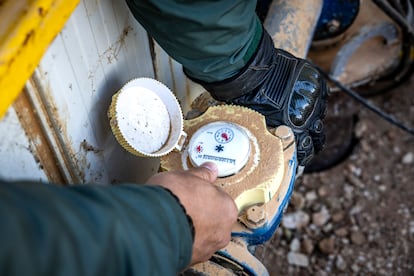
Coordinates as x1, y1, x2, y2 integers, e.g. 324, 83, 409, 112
188, 121, 251, 177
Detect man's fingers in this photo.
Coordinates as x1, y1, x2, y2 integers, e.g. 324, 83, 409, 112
187, 162, 218, 183
189, 162, 238, 219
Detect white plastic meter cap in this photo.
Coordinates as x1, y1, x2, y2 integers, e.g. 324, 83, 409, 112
109, 78, 185, 158
188, 121, 251, 177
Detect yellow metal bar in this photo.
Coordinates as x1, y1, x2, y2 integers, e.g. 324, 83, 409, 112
0, 0, 80, 119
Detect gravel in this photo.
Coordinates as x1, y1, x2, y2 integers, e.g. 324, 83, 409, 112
255, 76, 414, 275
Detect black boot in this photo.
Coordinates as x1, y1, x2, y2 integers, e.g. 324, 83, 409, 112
186, 29, 330, 166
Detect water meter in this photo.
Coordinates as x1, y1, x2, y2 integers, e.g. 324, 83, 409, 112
187, 121, 251, 177
109, 78, 298, 276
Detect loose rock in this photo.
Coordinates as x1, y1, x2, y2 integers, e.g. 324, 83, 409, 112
318, 236, 335, 254
331, 211, 346, 223
350, 231, 366, 245
402, 152, 413, 165
287, 252, 309, 267
335, 255, 347, 271
305, 191, 318, 202
282, 211, 310, 229
302, 237, 314, 254
290, 192, 305, 210
335, 227, 348, 237
312, 207, 330, 227
290, 238, 301, 252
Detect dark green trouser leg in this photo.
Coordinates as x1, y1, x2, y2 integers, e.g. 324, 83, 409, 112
125, 0, 262, 82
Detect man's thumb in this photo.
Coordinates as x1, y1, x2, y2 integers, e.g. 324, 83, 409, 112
189, 162, 218, 182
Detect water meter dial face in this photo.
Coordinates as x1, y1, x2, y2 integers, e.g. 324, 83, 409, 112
188, 121, 251, 177
214, 128, 234, 144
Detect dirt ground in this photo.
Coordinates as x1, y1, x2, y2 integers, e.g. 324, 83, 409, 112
255, 75, 414, 275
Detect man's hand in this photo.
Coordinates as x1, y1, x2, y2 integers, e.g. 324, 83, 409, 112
146, 162, 238, 265
189, 28, 329, 166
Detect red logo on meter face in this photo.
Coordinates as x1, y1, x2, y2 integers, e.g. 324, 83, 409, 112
195, 145, 203, 153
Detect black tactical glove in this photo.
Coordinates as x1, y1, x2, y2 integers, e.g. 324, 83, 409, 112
187, 29, 329, 166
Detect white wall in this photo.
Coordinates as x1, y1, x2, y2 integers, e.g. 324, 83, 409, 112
0, 0, 203, 185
